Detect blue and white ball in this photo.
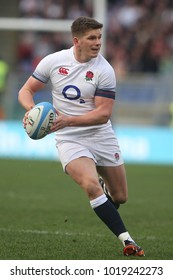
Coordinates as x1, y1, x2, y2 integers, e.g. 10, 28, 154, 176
25, 102, 56, 140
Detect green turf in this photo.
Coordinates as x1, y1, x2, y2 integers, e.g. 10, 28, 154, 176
0, 159, 172, 260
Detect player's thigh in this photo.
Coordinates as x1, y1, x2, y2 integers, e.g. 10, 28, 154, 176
66, 157, 103, 199
97, 164, 128, 203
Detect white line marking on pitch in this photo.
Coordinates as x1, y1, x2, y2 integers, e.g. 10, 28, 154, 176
0, 228, 156, 240
0, 227, 104, 237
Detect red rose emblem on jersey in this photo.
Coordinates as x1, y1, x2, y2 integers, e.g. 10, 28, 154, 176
85, 71, 94, 81
114, 153, 120, 161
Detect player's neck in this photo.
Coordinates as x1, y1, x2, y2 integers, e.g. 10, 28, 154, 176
73, 48, 91, 63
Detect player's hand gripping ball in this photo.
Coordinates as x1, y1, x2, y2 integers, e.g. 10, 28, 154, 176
25, 102, 56, 140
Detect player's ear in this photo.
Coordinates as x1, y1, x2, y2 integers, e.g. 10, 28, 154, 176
73, 37, 79, 46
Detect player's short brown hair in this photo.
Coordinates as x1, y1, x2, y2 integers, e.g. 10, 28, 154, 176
71, 16, 103, 37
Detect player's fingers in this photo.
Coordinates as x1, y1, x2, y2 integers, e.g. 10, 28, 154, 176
55, 109, 60, 116
23, 111, 30, 128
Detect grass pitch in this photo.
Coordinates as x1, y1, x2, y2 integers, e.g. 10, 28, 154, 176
0, 159, 172, 260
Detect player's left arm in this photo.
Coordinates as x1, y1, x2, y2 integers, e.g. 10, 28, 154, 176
69, 95, 115, 125
51, 94, 115, 131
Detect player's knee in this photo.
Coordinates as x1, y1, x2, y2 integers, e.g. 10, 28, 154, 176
81, 178, 102, 199
118, 195, 128, 204
112, 192, 128, 204
78, 176, 103, 200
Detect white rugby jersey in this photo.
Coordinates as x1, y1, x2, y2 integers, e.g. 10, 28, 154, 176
32, 47, 116, 137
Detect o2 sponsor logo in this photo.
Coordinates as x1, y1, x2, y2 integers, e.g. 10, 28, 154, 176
62, 85, 81, 100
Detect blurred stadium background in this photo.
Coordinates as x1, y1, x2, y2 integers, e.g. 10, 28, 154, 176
0, 0, 173, 164
1, 1, 173, 261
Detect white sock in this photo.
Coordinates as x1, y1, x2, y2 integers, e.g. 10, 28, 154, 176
90, 194, 107, 209
118, 232, 135, 246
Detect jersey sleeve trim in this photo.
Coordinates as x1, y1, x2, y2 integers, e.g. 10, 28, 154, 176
32, 73, 48, 84
95, 89, 116, 100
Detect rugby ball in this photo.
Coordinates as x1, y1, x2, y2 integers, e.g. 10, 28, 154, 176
25, 102, 56, 140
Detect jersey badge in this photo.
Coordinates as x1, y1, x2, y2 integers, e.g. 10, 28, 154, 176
58, 67, 69, 75
114, 153, 120, 161
85, 71, 94, 81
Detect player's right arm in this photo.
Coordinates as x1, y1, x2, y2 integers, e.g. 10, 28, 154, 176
18, 76, 45, 111
18, 76, 45, 127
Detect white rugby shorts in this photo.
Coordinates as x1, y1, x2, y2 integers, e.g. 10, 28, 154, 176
55, 128, 124, 171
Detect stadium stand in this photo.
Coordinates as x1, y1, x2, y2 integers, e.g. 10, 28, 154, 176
0, 0, 173, 125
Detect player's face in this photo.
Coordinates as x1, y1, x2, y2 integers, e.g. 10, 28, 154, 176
74, 29, 102, 62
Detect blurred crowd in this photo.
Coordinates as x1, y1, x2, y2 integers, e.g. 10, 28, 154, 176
19, 0, 93, 19
17, 0, 173, 78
